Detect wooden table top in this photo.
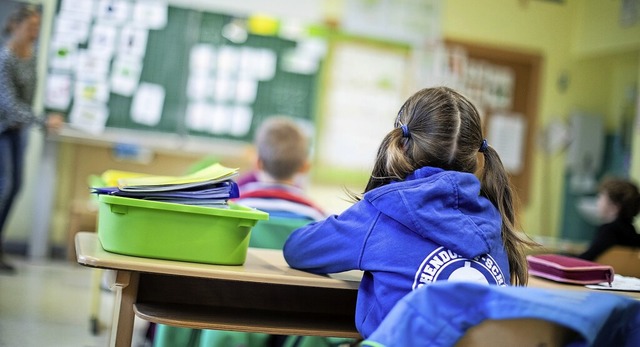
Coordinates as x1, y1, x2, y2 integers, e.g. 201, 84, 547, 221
75, 232, 361, 290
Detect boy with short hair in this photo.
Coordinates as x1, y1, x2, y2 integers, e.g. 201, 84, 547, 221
153, 117, 326, 347
235, 116, 325, 221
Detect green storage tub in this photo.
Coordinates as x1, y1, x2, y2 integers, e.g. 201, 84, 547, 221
97, 195, 269, 265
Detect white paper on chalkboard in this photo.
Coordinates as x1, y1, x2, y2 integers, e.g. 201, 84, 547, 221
110, 56, 142, 96
75, 79, 110, 104
69, 102, 109, 135
118, 26, 148, 58
132, 0, 168, 30
229, 106, 253, 137
131, 83, 165, 126
75, 50, 111, 82
96, 0, 131, 25
44, 73, 73, 110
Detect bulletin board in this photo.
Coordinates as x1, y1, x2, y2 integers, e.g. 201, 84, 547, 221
444, 39, 543, 206
314, 36, 412, 185
44, 3, 322, 143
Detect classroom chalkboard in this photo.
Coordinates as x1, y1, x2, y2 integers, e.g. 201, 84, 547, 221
47, 4, 321, 143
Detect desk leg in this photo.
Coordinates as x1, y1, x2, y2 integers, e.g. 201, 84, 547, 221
28, 137, 58, 259
109, 270, 140, 347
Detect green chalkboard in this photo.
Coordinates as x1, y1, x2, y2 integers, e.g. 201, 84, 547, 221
105, 7, 193, 134
49, 6, 321, 143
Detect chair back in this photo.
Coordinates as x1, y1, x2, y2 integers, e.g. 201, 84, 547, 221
248, 217, 310, 250
595, 246, 640, 277
456, 318, 576, 347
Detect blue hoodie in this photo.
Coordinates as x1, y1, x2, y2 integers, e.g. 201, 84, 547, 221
283, 166, 510, 338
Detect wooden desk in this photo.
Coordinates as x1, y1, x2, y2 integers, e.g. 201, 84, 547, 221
75, 232, 361, 347
528, 275, 640, 300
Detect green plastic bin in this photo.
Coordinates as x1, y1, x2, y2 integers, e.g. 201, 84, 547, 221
97, 195, 268, 265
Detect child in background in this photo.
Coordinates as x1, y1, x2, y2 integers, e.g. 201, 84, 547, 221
234, 116, 325, 222
579, 177, 640, 261
283, 86, 535, 339
153, 116, 327, 347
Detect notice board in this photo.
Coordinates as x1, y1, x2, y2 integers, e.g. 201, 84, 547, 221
45, 3, 322, 143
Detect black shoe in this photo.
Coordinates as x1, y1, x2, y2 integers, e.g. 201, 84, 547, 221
0, 260, 16, 274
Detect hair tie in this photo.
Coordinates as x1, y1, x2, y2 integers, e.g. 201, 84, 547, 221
479, 139, 488, 153
400, 124, 410, 138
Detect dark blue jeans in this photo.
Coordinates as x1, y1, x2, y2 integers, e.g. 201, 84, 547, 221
0, 128, 28, 251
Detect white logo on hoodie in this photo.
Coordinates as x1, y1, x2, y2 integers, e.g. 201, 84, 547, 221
412, 247, 506, 289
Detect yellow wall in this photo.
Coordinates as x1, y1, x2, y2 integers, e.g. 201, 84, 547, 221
608, 52, 639, 131
632, 54, 640, 191
563, 51, 638, 131
569, 0, 640, 189
572, 0, 640, 57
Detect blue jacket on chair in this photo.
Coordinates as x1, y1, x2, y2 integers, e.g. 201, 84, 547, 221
361, 281, 640, 347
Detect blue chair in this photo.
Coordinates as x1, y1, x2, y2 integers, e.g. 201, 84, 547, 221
248, 217, 311, 250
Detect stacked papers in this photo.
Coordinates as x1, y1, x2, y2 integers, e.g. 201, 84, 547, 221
116, 162, 238, 189
92, 163, 239, 207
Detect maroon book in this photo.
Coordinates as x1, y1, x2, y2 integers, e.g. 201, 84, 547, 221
527, 254, 614, 285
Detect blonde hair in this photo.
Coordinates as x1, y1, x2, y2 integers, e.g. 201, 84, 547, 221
255, 116, 309, 181
360, 87, 534, 285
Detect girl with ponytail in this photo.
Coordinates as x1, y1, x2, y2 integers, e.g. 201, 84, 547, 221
283, 87, 534, 339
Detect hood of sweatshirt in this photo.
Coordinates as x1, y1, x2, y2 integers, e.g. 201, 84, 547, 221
363, 166, 502, 259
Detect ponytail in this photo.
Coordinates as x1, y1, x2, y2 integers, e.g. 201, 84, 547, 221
361, 128, 415, 193
480, 145, 534, 285
346, 127, 418, 202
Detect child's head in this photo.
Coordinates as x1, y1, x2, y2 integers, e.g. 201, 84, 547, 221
254, 116, 310, 182
365, 86, 532, 285
366, 87, 487, 190
597, 177, 640, 222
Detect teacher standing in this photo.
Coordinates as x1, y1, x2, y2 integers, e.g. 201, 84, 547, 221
0, 5, 63, 274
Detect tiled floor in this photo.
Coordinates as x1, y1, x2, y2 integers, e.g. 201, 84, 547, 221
0, 255, 150, 347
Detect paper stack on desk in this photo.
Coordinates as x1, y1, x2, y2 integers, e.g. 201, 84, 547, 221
92, 163, 239, 207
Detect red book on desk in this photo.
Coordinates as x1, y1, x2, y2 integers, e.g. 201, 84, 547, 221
527, 254, 614, 285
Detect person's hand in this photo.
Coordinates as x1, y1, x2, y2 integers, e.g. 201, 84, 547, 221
45, 113, 64, 133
